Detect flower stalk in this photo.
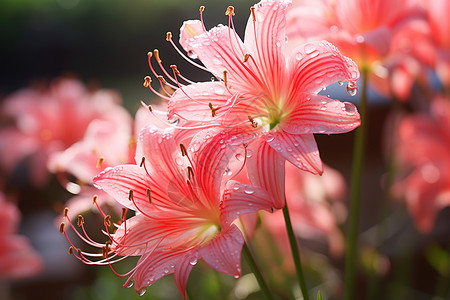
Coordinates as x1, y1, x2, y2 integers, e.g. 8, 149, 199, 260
344, 66, 369, 300
283, 202, 310, 300
242, 242, 274, 300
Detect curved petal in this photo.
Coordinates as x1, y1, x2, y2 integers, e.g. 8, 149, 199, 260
168, 81, 235, 121
282, 94, 360, 135
221, 180, 275, 227
287, 40, 359, 98
199, 224, 244, 277
184, 24, 262, 92
246, 138, 286, 208
179, 20, 205, 52
267, 131, 323, 175
174, 253, 196, 299
243, 0, 291, 94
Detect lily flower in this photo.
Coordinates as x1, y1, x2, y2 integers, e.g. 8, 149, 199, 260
61, 126, 274, 298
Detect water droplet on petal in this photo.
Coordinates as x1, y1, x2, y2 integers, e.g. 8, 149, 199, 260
214, 87, 225, 95
276, 41, 281, 48
137, 288, 146, 296
126, 281, 134, 288
211, 77, 216, 82
212, 57, 222, 65
233, 183, 240, 190
295, 52, 303, 61
244, 187, 255, 195
187, 51, 198, 60
164, 267, 169, 274
343, 102, 357, 114
246, 149, 253, 158
338, 81, 343, 86
234, 275, 240, 279
190, 257, 198, 265
304, 43, 320, 58
346, 82, 358, 96
266, 134, 275, 142
285, 36, 288, 43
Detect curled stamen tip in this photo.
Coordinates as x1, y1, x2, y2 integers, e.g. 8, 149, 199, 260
128, 190, 134, 201
156, 75, 167, 84
143, 76, 152, 87
170, 64, 180, 74
243, 53, 250, 63
59, 222, 65, 234
121, 208, 128, 221
92, 195, 98, 204
104, 215, 111, 227
148, 105, 153, 112
153, 49, 161, 62
199, 5, 205, 13
147, 51, 152, 57
139, 157, 145, 167
96, 157, 104, 168
226, 6, 235, 16
166, 32, 172, 41
250, 7, 256, 22
179, 143, 188, 156
77, 215, 84, 227
68, 247, 74, 255
64, 207, 69, 217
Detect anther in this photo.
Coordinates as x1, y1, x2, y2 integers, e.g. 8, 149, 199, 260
180, 143, 188, 156
153, 49, 162, 63
93, 195, 98, 204
199, 6, 205, 13
209, 102, 220, 117
243, 53, 250, 63
248, 115, 258, 128
148, 105, 153, 112
250, 7, 256, 22
166, 32, 172, 41
102, 246, 107, 258
77, 249, 82, 257
157, 75, 167, 84
143, 76, 152, 87
226, 6, 235, 16
96, 157, 104, 168
187, 166, 194, 180
64, 207, 69, 217
147, 188, 152, 204
68, 247, 74, 255
147, 51, 152, 57
128, 190, 134, 201
121, 208, 128, 222
59, 222, 65, 234
77, 215, 84, 227
139, 157, 145, 168
223, 70, 228, 88
104, 215, 111, 227
170, 65, 180, 75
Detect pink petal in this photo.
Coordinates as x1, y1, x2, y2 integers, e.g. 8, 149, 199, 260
199, 224, 244, 276
282, 94, 361, 135
93, 164, 172, 211
221, 180, 275, 227
287, 40, 359, 97
266, 131, 323, 175
174, 254, 195, 299
243, 0, 291, 94
246, 138, 286, 208
168, 81, 234, 121
179, 20, 205, 52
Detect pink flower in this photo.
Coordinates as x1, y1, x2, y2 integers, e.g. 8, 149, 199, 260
63, 126, 274, 298
164, 0, 360, 207
0, 78, 127, 186
393, 95, 450, 232
0, 192, 43, 280
286, 0, 430, 100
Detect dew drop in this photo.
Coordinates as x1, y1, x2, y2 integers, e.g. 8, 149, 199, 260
346, 83, 358, 96
175, 157, 184, 166
246, 149, 253, 158
233, 183, 240, 190
343, 102, 357, 114
190, 257, 198, 265
211, 77, 216, 82
125, 281, 134, 288
338, 81, 344, 86
137, 288, 147, 296
276, 41, 281, 48
187, 51, 198, 60
285, 36, 288, 43
234, 275, 240, 279
164, 267, 169, 274
244, 187, 255, 195
212, 57, 222, 65
266, 134, 275, 142
295, 52, 303, 61
304, 43, 320, 58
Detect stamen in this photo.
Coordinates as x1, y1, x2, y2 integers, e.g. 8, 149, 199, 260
148, 105, 153, 112
128, 190, 134, 201
93, 195, 98, 204
187, 166, 194, 180
250, 7, 256, 22
146, 188, 152, 204
243, 53, 250, 63
157, 75, 167, 84
143, 76, 152, 87
77, 215, 84, 227
180, 143, 188, 156
96, 157, 104, 168
170, 65, 180, 75
209, 102, 220, 117
226, 6, 235, 16
104, 215, 112, 227
199, 5, 205, 13
139, 157, 145, 168
68, 247, 74, 255
154, 49, 162, 63
60, 222, 65, 234
64, 207, 69, 217
121, 208, 128, 222
223, 70, 228, 88
248, 115, 258, 128
166, 32, 172, 41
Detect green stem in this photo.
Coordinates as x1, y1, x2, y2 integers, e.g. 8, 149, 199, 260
344, 67, 369, 300
242, 242, 274, 300
283, 202, 310, 300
